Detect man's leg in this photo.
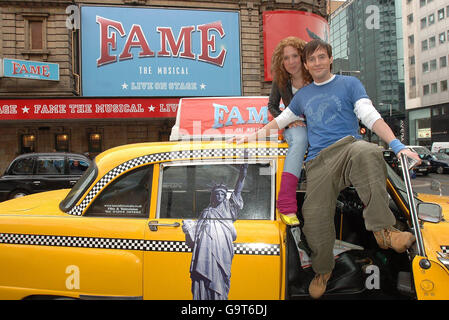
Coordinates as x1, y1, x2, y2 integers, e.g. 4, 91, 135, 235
302, 156, 339, 275
344, 140, 415, 253
302, 154, 340, 299
344, 140, 396, 230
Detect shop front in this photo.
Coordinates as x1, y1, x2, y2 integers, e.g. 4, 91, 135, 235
0, 97, 178, 172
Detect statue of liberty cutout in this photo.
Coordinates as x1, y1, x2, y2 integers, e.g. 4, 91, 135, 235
182, 163, 248, 300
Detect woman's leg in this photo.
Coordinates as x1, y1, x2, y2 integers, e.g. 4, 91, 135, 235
277, 125, 308, 221
283, 125, 308, 177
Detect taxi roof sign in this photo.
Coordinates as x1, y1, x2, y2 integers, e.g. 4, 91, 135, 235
170, 96, 276, 141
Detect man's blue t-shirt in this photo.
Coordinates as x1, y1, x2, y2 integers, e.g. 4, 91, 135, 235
288, 75, 369, 161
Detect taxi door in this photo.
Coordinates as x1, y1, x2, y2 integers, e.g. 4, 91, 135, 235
143, 160, 284, 300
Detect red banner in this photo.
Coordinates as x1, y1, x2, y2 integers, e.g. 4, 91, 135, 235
0, 97, 179, 120
170, 97, 275, 140
263, 11, 330, 81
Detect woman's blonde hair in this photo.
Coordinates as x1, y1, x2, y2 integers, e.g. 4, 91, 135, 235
271, 36, 312, 89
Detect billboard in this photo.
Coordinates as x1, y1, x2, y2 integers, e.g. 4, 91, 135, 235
263, 11, 330, 81
81, 6, 241, 97
1, 58, 59, 81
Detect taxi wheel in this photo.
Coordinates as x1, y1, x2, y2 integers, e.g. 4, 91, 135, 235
8, 190, 29, 199
437, 166, 444, 174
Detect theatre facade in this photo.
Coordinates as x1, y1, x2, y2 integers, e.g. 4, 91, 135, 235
0, 0, 328, 172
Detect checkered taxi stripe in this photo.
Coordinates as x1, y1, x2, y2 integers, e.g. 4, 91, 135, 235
68, 147, 287, 216
441, 246, 449, 254
0, 233, 280, 256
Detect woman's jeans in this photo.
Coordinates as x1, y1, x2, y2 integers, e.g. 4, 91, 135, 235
283, 125, 308, 177
276, 125, 308, 214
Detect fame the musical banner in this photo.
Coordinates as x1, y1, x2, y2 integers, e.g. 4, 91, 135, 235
0, 97, 179, 120
81, 6, 241, 97
170, 97, 275, 140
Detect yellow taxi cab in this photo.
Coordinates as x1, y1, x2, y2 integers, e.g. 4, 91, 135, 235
0, 97, 448, 300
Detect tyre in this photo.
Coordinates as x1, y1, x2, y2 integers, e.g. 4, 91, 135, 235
437, 166, 444, 174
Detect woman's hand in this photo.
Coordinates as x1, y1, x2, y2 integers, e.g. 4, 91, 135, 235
227, 134, 253, 144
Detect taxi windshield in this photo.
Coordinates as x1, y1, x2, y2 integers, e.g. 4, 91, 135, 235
386, 164, 421, 207
60, 163, 98, 212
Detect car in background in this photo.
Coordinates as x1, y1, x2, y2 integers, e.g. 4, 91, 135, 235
431, 142, 449, 154
405, 146, 434, 175
423, 153, 449, 174
0, 152, 91, 201
438, 148, 449, 156
383, 149, 431, 176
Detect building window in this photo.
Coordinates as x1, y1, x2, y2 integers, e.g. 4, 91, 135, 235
22, 13, 49, 59
407, 14, 414, 24
428, 14, 435, 25
88, 133, 102, 153
430, 59, 437, 71
441, 80, 448, 91
421, 39, 428, 51
438, 8, 445, 20
420, 17, 427, 29
439, 32, 446, 44
21, 134, 36, 153
423, 84, 430, 95
410, 77, 416, 87
55, 134, 69, 152
447, 5, 449, 17
423, 61, 429, 72
431, 82, 438, 94
433, 107, 440, 117
440, 56, 448, 68
420, 0, 426, 8
429, 36, 436, 48
408, 34, 414, 47
409, 55, 415, 65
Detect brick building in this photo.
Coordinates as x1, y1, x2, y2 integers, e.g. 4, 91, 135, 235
0, 0, 328, 172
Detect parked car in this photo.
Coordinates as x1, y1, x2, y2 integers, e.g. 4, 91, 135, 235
424, 153, 449, 174
0, 152, 91, 201
383, 149, 431, 176
438, 148, 449, 156
0, 140, 448, 300
431, 142, 449, 153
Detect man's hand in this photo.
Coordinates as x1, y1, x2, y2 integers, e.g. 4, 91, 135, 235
397, 148, 422, 167
287, 120, 306, 128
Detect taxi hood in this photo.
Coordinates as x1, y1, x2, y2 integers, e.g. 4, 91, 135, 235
417, 193, 449, 263
418, 193, 449, 221
0, 189, 70, 216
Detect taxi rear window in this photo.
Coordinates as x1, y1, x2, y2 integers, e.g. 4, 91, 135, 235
159, 162, 274, 220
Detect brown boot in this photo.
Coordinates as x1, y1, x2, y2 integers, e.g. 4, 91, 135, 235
373, 227, 415, 253
309, 272, 332, 299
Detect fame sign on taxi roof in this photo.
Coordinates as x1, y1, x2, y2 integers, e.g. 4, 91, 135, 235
170, 97, 278, 141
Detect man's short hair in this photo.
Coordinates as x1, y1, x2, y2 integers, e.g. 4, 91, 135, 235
302, 39, 333, 71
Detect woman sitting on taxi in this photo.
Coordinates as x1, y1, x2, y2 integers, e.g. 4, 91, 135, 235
268, 37, 312, 226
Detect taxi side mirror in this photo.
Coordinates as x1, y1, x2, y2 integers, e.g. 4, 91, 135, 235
417, 202, 443, 223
